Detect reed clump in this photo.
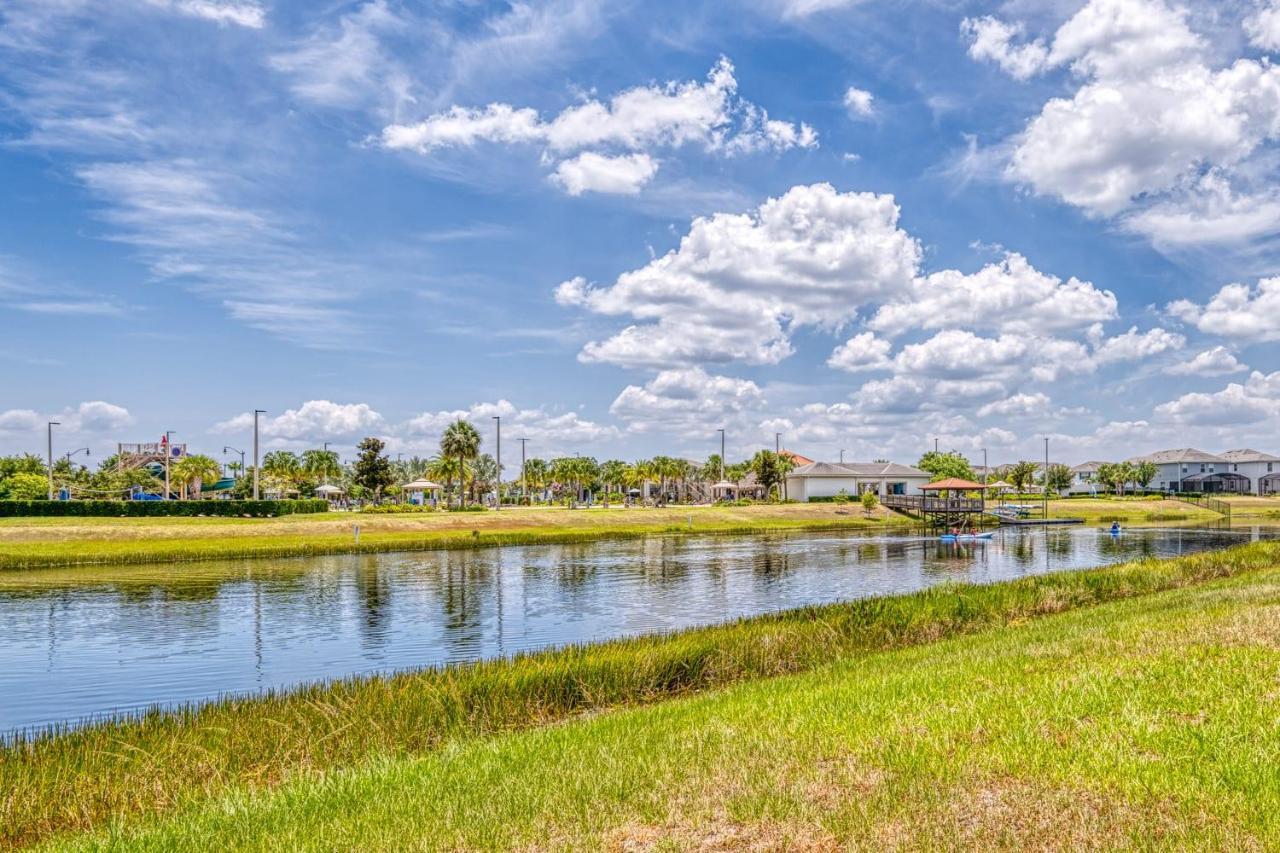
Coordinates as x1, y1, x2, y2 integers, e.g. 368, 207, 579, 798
2, 542, 1276, 848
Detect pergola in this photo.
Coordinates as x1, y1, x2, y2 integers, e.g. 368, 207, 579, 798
920, 478, 987, 493
315, 483, 344, 503
711, 480, 739, 499
403, 478, 443, 505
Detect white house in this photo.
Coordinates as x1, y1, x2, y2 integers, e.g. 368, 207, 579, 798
1220, 449, 1280, 495
1067, 461, 1109, 494
1127, 449, 1245, 493
784, 461, 931, 502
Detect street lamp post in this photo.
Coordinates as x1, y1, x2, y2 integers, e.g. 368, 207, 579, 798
776, 432, 785, 501
163, 430, 175, 500
518, 438, 528, 505
252, 410, 266, 500
1044, 437, 1050, 520
46, 421, 59, 500
224, 446, 245, 479
717, 429, 725, 482
492, 416, 501, 511
982, 448, 988, 486
840, 449, 846, 464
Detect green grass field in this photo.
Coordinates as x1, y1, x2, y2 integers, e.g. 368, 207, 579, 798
1044, 496, 1221, 524
0, 504, 904, 570
5, 542, 1277, 849
57, 545, 1280, 851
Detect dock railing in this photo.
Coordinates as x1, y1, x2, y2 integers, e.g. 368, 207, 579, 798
882, 494, 985, 514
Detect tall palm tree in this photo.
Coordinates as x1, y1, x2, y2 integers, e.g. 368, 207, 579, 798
261, 450, 302, 496
439, 419, 481, 507
519, 457, 547, 503
301, 449, 341, 485
171, 454, 221, 500
599, 460, 629, 508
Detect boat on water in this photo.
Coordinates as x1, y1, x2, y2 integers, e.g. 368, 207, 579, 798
939, 531, 997, 542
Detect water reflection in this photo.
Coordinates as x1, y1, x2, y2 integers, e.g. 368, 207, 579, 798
0, 526, 1271, 736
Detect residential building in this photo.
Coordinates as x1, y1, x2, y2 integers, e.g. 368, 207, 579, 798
784, 461, 931, 502
1220, 449, 1280, 495
1068, 461, 1109, 494
1126, 449, 1244, 493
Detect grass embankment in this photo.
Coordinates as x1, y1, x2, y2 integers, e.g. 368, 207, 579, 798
1045, 496, 1222, 524
6, 542, 1278, 848
0, 504, 905, 571
86, 547, 1280, 850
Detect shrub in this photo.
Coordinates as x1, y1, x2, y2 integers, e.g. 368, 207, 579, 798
359, 503, 438, 515
446, 504, 488, 513
0, 499, 328, 518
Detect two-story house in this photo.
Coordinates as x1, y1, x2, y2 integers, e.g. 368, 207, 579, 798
1126, 449, 1246, 493
1220, 449, 1280, 495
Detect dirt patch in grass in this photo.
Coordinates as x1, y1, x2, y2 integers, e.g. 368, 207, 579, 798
605, 814, 839, 852
1203, 605, 1280, 650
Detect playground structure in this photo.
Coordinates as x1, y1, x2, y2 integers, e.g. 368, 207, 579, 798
116, 441, 187, 479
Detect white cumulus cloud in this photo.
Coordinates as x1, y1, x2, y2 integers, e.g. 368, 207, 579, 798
1163, 346, 1247, 377
550, 152, 658, 196
1167, 277, 1280, 343
557, 183, 920, 368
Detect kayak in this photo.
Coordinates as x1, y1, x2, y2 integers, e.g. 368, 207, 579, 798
939, 532, 996, 542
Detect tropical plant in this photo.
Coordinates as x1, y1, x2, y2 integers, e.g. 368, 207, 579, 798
1044, 463, 1073, 495
473, 453, 500, 502
2, 472, 49, 500
352, 437, 395, 501
1007, 460, 1040, 493
861, 489, 879, 515
599, 460, 629, 507
439, 419, 481, 507
261, 451, 302, 495
1134, 461, 1158, 491
171, 454, 221, 500
301, 449, 341, 484
521, 457, 548, 502
916, 451, 977, 483
749, 450, 788, 501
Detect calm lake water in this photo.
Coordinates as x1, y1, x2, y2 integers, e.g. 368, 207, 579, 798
0, 525, 1271, 736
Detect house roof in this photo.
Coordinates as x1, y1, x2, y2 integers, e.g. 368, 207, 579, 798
1127, 448, 1226, 465
780, 450, 815, 465
1070, 461, 1109, 473
1220, 448, 1280, 463
787, 461, 930, 479
403, 479, 442, 490
921, 477, 986, 490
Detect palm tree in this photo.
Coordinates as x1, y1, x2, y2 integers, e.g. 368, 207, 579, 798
522, 457, 549, 503
439, 419, 481, 507
261, 450, 302, 496
171, 454, 221, 500
301, 449, 341, 485
599, 460, 629, 508
473, 453, 499, 503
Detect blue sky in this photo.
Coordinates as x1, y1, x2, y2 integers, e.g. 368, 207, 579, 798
1, 0, 1278, 467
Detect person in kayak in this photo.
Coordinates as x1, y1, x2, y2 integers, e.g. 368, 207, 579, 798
1110, 521, 1121, 535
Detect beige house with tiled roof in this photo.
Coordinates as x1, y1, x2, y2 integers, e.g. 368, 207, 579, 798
784, 461, 930, 502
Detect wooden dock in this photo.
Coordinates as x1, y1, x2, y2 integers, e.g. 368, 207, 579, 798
883, 494, 986, 527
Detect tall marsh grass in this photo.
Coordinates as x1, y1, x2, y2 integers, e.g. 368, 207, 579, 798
2, 542, 1277, 847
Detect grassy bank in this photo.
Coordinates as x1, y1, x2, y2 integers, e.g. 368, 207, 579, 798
1045, 496, 1222, 524
0, 504, 906, 571
5, 542, 1277, 848
83, 547, 1280, 850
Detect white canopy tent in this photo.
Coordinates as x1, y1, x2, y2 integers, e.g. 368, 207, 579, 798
403, 479, 442, 505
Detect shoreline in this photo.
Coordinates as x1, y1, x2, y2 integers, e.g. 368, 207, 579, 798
4, 541, 1276, 847
0, 512, 911, 571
